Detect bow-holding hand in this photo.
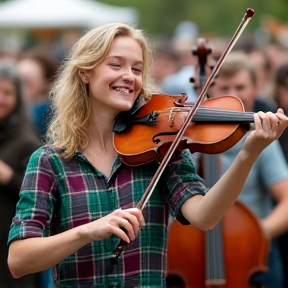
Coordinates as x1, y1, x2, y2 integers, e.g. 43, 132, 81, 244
84, 207, 145, 244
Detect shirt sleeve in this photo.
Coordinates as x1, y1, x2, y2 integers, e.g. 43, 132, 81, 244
258, 139, 288, 187
164, 149, 208, 225
7, 146, 57, 245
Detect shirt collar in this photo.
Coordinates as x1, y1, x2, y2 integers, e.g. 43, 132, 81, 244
75, 151, 123, 179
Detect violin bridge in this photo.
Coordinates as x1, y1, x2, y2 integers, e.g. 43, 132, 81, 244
168, 108, 174, 127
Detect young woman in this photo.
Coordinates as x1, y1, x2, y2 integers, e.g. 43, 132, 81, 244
7, 23, 288, 288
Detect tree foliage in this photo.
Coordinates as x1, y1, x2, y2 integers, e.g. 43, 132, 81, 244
99, 0, 288, 38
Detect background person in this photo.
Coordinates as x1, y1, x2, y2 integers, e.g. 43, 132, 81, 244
0, 60, 40, 288
210, 51, 288, 288
17, 48, 59, 142
271, 62, 288, 288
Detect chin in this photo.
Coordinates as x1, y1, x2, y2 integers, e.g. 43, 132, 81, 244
115, 98, 135, 112
118, 103, 134, 112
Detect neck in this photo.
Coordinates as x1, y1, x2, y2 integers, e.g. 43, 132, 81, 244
86, 108, 116, 152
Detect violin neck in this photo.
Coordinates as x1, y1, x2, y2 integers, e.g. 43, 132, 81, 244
194, 108, 254, 124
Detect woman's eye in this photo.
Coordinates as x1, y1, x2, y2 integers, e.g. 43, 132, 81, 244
133, 67, 142, 73
109, 63, 120, 67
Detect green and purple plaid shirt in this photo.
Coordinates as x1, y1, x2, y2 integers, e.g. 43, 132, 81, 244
8, 145, 207, 287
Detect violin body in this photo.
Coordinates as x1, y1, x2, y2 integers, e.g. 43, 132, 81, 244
113, 94, 252, 166
166, 200, 269, 288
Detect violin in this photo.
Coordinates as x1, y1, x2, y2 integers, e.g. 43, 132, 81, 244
112, 8, 255, 258
113, 93, 254, 166
113, 7, 255, 168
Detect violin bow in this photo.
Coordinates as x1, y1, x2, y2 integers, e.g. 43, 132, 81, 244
113, 8, 255, 258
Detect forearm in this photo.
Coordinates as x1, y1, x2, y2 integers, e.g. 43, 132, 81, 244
8, 224, 91, 278
8, 207, 144, 278
262, 201, 288, 238
182, 149, 258, 229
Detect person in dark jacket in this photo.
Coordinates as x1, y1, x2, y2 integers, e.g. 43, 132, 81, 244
0, 60, 40, 288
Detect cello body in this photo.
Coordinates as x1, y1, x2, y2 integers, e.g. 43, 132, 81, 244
166, 200, 269, 288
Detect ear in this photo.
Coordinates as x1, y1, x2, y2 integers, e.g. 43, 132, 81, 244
78, 70, 90, 84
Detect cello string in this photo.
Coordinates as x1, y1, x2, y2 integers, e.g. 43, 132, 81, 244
204, 154, 226, 282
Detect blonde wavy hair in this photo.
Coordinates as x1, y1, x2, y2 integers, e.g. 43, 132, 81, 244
47, 22, 156, 158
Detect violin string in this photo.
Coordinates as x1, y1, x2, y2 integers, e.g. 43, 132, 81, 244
159, 108, 254, 123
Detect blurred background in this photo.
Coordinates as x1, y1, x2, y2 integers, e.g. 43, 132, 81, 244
0, 0, 288, 58
1, 1, 288, 288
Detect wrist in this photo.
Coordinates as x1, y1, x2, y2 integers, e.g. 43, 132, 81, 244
237, 148, 258, 167
77, 223, 94, 244
261, 222, 272, 241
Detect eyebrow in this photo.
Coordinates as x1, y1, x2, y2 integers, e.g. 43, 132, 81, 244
106, 55, 143, 65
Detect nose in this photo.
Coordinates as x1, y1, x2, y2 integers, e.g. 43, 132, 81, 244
122, 69, 134, 83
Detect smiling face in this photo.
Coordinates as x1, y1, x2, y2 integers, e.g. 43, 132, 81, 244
86, 35, 143, 117
17, 59, 47, 102
0, 78, 17, 122
211, 69, 258, 112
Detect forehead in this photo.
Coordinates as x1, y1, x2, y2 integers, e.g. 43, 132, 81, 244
0, 77, 15, 88
17, 59, 44, 79
107, 36, 143, 62
217, 69, 254, 86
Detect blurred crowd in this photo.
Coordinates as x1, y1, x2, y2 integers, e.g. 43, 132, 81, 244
0, 19, 288, 288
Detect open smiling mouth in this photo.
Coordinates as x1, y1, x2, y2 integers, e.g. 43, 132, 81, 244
113, 87, 132, 94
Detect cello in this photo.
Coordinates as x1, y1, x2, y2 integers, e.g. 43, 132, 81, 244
165, 34, 270, 288
166, 201, 269, 288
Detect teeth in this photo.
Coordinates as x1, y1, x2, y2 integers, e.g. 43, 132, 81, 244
115, 87, 129, 94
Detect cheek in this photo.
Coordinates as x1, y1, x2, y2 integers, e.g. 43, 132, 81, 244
135, 77, 143, 92
90, 71, 114, 93
236, 90, 247, 99
210, 86, 226, 98
0, 96, 17, 118
7, 96, 17, 112
237, 87, 254, 99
